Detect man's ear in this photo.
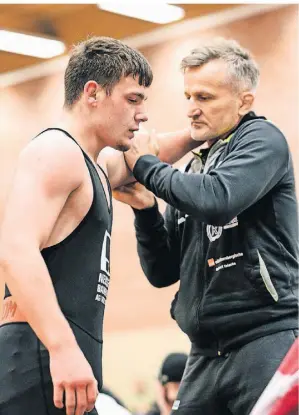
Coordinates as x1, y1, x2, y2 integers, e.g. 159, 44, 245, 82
238, 91, 255, 117
84, 81, 105, 107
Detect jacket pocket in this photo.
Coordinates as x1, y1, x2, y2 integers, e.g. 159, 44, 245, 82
257, 249, 279, 302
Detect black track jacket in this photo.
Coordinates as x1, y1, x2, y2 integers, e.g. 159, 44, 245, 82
133, 113, 298, 356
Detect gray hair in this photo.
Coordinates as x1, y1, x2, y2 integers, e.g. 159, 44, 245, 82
181, 38, 259, 93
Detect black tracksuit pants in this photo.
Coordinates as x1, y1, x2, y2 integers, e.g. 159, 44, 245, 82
171, 329, 298, 415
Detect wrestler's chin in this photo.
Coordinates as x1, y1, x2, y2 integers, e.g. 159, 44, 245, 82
115, 142, 131, 152
114, 137, 132, 152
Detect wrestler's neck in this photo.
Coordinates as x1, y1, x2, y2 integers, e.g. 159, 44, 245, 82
58, 106, 106, 163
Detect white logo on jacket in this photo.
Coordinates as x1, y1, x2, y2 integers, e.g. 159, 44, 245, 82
206, 217, 238, 242
207, 225, 223, 241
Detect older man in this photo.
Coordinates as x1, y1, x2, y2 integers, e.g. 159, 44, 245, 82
114, 38, 298, 415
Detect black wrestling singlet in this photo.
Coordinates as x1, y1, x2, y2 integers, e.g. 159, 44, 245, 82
1, 128, 112, 414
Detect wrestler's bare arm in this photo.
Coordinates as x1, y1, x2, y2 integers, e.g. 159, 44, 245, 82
0, 132, 98, 414
98, 128, 196, 190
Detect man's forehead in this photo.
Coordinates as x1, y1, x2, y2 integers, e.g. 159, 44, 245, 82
115, 75, 148, 97
184, 60, 230, 91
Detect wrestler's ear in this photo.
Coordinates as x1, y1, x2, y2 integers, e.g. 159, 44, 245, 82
84, 81, 105, 107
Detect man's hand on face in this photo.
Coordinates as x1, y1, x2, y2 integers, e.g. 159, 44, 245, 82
124, 128, 159, 171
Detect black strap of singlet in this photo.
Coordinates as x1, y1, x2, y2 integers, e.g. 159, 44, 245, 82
35, 127, 112, 213
35, 127, 78, 144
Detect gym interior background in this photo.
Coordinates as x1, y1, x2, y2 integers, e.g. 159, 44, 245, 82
0, 3, 298, 412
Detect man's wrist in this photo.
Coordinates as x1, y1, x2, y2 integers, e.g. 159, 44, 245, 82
132, 199, 162, 229
124, 151, 145, 172
46, 320, 78, 353
132, 198, 157, 212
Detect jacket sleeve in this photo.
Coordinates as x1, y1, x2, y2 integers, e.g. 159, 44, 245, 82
133, 121, 291, 226
133, 201, 180, 288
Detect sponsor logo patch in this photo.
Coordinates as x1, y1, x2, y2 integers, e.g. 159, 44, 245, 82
208, 258, 215, 267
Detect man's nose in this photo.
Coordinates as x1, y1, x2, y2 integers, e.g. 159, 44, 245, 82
136, 112, 148, 123
187, 101, 202, 118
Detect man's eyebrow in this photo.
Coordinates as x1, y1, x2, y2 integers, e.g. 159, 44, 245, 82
184, 90, 215, 97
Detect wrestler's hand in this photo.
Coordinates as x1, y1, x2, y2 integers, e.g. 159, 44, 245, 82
113, 182, 156, 210
49, 344, 98, 415
124, 128, 159, 171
